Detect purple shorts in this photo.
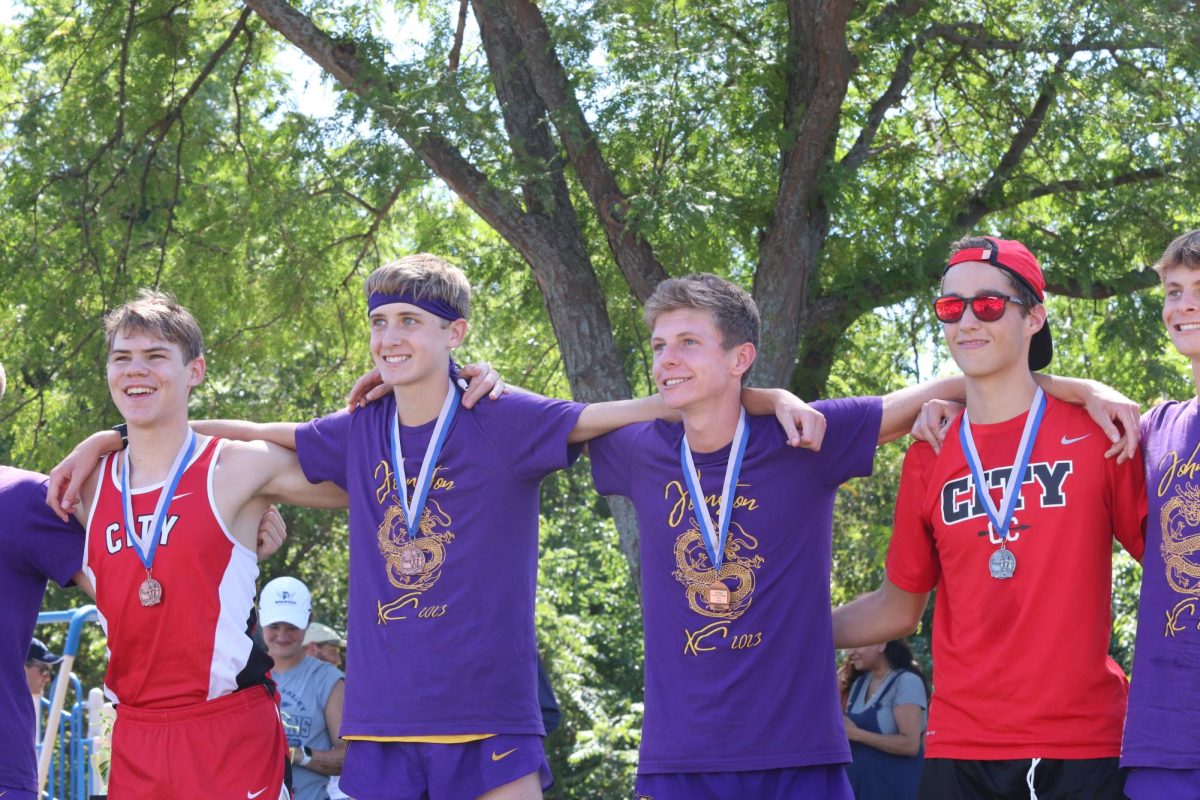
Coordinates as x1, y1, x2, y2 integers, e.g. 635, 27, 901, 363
1125, 767, 1200, 800
340, 734, 551, 800
634, 764, 853, 800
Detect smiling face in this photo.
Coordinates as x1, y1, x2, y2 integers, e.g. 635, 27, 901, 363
106, 328, 205, 428
940, 261, 1045, 382
650, 308, 754, 413
1162, 264, 1200, 362
263, 622, 306, 662
368, 302, 466, 390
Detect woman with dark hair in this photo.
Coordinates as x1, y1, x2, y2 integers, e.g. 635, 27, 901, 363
841, 639, 928, 800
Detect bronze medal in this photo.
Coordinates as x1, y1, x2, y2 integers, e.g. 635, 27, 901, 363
706, 580, 731, 612
399, 543, 425, 575
139, 575, 163, 607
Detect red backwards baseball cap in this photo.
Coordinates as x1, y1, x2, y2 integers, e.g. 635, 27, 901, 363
945, 237, 1052, 371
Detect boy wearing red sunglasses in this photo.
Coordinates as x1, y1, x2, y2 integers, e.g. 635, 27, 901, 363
834, 236, 1147, 800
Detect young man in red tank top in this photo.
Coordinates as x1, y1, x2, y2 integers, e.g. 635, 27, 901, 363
59, 289, 348, 799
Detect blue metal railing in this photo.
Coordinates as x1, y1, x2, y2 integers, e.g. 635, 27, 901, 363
34, 605, 101, 800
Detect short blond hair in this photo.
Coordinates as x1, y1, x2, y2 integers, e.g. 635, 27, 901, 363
1154, 230, 1200, 280
643, 273, 759, 349
104, 289, 204, 362
364, 254, 471, 320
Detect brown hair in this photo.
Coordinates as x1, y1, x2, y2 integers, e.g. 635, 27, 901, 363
643, 273, 759, 349
364, 253, 471, 321
1153, 230, 1200, 280
104, 289, 204, 362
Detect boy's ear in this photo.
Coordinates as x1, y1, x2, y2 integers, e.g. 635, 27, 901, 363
187, 355, 206, 388
731, 342, 756, 378
448, 318, 468, 348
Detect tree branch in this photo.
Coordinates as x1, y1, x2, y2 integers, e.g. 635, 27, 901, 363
448, 0, 470, 75
503, 0, 667, 303
842, 36, 922, 171
954, 56, 1067, 229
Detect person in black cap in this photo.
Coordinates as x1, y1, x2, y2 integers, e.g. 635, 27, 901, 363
25, 638, 63, 745
24, 638, 61, 701
833, 235, 1147, 800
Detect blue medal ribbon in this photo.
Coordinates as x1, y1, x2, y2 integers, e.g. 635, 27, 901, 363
390, 377, 459, 540
121, 429, 197, 572
958, 387, 1046, 543
679, 408, 749, 572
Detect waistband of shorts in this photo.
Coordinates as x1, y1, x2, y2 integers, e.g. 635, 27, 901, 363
116, 684, 273, 725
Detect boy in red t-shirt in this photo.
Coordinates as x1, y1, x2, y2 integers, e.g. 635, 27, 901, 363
833, 237, 1147, 800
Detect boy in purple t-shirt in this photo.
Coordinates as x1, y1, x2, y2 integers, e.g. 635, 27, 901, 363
0, 364, 88, 800
1123, 229, 1200, 799
52, 256, 811, 799
587, 274, 977, 799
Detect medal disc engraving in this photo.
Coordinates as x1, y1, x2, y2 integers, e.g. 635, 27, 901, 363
989, 547, 1016, 580
399, 543, 426, 575
139, 576, 163, 606
706, 580, 731, 612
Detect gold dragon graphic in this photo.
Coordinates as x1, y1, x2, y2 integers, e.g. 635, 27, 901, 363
378, 497, 455, 593
672, 517, 763, 619
1159, 483, 1200, 636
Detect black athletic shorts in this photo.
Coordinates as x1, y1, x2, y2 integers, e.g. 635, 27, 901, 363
919, 756, 1125, 800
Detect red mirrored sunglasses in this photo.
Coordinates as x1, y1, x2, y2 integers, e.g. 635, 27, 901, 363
933, 293, 1026, 323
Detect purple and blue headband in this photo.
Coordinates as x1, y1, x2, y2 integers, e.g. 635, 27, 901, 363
367, 292, 464, 321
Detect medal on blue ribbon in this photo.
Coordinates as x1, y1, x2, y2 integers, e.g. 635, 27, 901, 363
390, 377, 458, 575
680, 408, 749, 611
958, 387, 1046, 580
121, 429, 197, 607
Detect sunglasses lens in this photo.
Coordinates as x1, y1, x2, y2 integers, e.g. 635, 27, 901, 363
971, 295, 1008, 321
934, 296, 965, 323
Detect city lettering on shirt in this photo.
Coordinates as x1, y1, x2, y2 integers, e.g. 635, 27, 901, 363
940, 460, 1072, 526
103, 514, 180, 555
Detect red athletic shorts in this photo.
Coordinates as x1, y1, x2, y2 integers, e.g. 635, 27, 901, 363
108, 684, 289, 800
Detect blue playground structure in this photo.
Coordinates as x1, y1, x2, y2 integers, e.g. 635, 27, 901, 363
34, 605, 105, 800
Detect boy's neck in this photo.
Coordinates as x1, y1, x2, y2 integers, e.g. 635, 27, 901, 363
1191, 359, 1200, 400
392, 372, 453, 427
125, 417, 194, 484
963, 369, 1040, 424
681, 391, 743, 453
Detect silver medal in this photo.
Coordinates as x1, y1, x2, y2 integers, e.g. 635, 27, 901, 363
988, 546, 1016, 580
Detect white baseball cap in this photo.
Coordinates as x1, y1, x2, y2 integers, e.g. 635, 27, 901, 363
303, 622, 346, 647
259, 577, 312, 630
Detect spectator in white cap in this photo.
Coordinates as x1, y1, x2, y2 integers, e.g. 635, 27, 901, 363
259, 576, 346, 799
303, 623, 345, 669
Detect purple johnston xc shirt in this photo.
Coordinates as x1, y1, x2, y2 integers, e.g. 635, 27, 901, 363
1124, 399, 1200, 769
589, 397, 882, 774
0, 467, 84, 795
296, 389, 583, 739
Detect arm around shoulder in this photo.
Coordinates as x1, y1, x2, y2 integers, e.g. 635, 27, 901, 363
193, 419, 302, 451
570, 394, 668, 444
832, 578, 928, 649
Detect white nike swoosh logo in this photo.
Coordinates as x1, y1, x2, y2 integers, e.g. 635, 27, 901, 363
172, 492, 193, 501
247, 789, 267, 799
1061, 434, 1091, 445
